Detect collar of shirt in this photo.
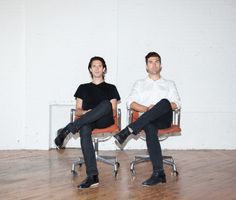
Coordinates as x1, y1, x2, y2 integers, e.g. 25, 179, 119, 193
146, 76, 164, 83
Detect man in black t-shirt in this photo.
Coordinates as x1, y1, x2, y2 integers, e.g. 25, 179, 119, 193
54, 56, 120, 189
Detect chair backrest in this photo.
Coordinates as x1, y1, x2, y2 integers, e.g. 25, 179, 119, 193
70, 108, 121, 135
128, 109, 182, 140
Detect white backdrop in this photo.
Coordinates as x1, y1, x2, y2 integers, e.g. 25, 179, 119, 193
0, 0, 236, 150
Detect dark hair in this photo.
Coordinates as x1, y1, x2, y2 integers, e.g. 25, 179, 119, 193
88, 56, 107, 79
145, 52, 161, 64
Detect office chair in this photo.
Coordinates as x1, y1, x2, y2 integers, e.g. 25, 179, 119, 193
70, 108, 121, 177
128, 108, 181, 176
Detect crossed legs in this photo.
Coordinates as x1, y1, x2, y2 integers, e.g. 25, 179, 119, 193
114, 99, 172, 186
54, 100, 114, 189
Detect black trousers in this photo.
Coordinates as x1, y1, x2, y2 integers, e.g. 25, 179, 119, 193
129, 99, 172, 173
66, 100, 114, 176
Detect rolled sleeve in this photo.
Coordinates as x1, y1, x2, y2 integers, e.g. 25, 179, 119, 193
126, 81, 141, 109
169, 81, 181, 109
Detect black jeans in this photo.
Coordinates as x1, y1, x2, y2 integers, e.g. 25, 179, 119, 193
66, 100, 114, 176
129, 99, 172, 173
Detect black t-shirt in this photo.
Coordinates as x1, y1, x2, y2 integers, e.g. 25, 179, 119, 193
74, 82, 121, 110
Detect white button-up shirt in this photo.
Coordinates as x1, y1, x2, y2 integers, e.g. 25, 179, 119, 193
126, 76, 181, 109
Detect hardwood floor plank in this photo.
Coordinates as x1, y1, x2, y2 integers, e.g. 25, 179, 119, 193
0, 150, 236, 200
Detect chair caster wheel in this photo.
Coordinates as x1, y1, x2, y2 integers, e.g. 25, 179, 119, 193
130, 169, 136, 176
71, 170, 77, 176
113, 170, 118, 177
172, 171, 179, 176
113, 162, 120, 177
115, 162, 120, 168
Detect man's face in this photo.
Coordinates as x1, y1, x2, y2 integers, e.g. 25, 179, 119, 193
90, 60, 105, 78
146, 56, 162, 75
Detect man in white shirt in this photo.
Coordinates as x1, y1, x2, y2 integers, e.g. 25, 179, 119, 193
114, 52, 181, 186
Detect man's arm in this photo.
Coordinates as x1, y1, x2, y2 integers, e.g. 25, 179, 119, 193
126, 81, 141, 110
75, 98, 91, 117
130, 101, 148, 113
110, 99, 118, 117
169, 81, 181, 109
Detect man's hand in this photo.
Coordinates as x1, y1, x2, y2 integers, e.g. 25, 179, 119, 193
75, 109, 91, 117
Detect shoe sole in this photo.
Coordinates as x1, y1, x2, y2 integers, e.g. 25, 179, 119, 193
54, 138, 65, 149
114, 139, 123, 149
54, 142, 65, 150
78, 183, 99, 190
142, 181, 166, 187
55, 146, 65, 150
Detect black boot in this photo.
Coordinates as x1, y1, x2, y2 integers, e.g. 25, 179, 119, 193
114, 127, 132, 146
78, 175, 99, 189
54, 127, 70, 149
142, 171, 166, 186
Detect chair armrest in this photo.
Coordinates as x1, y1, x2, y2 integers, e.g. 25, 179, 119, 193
70, 108, 76, 122
173, 109, 181, 126
117, 108, 121, 131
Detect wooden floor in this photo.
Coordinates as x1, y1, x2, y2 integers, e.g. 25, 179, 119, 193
0, 149, 236, 200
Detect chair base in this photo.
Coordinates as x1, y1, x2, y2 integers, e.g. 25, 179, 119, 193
130, 154, 178, 176
71, 154, 120, 177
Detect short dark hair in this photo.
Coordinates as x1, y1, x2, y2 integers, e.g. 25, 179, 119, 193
145, 52, 161, 64
88, 56, 107, 79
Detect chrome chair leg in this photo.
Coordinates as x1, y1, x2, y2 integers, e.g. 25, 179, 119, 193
130, 154, 179, 176
163, 155, 178, 175
71, 158, 84, 175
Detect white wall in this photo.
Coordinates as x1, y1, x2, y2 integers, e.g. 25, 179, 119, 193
117, 0, 236, 150
0, 0, 25, 149
0, 0, 236, 150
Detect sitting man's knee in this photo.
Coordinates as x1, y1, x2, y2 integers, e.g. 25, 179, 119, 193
160, 98, 169, 103
159, 99, 171, 106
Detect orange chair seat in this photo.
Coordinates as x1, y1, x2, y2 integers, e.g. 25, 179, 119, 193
159, 125, 181, 135
92, 124, 119, 134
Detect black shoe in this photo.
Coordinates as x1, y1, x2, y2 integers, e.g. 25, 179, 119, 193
54, 127, 70, 149
142, 172, 166, 186
114, 127, 131, 146
78, 175, 99, 189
